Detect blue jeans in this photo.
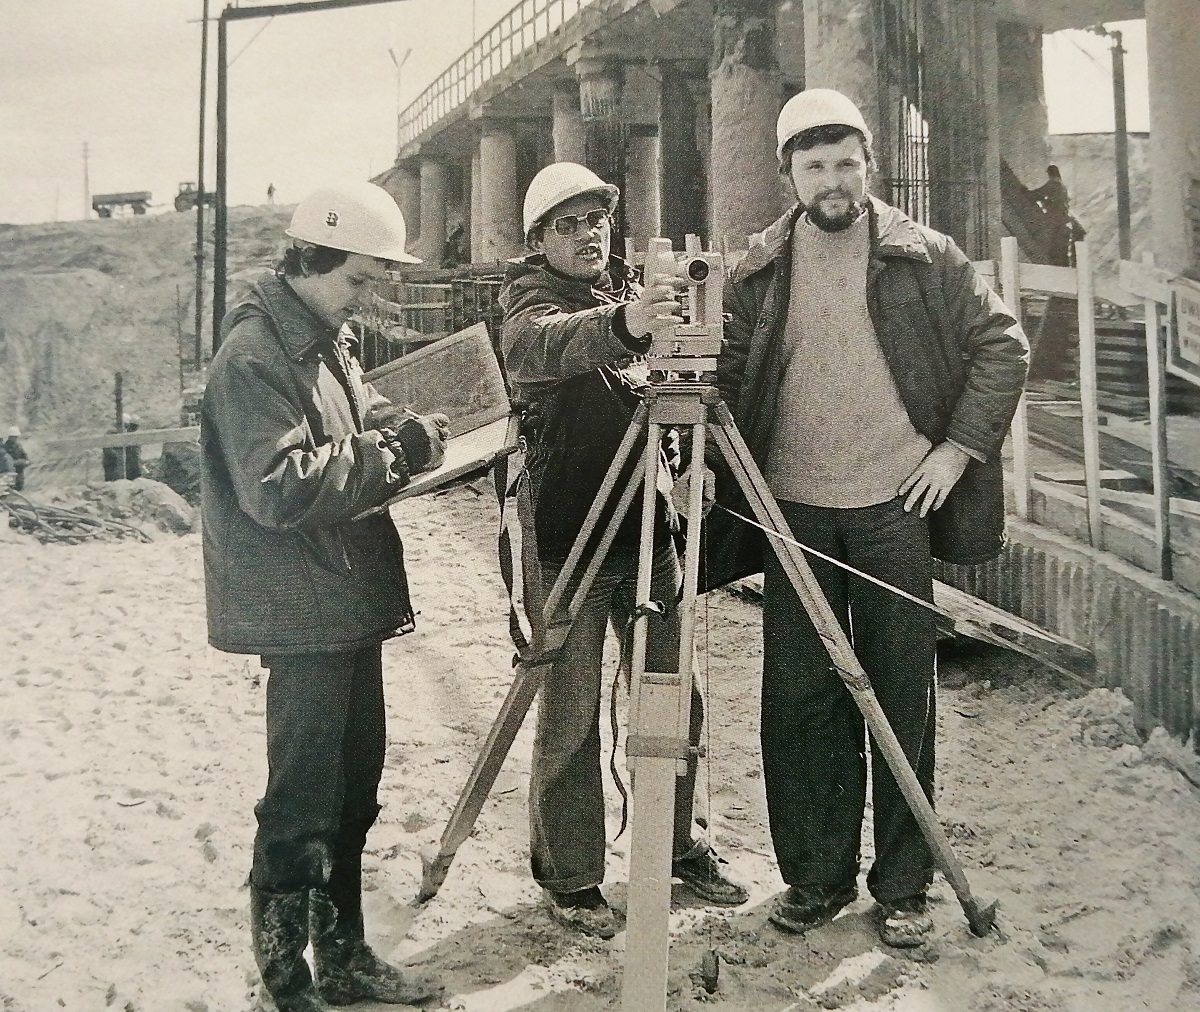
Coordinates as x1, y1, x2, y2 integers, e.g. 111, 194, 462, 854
530, 546, 703, 893
761, 498, 936, 904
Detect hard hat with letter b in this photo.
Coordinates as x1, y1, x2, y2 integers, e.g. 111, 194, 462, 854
522, 162, 619, 237
286, 180, 421, 263
775, 88, 873, 162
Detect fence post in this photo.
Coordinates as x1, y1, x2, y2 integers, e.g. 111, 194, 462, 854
1142, 251, 1173, 580
1075, 240, 1104, 550
1000, 237, 1030, 520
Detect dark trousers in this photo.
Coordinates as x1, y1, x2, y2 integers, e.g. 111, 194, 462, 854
761, 498, 936, 904
251, 644, 386, 896
530, 547, 703, 893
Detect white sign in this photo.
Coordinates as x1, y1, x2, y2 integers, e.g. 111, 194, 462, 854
1169, 276, 1200, 387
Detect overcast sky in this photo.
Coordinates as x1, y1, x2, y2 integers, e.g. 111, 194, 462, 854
0, 3, 1149, 225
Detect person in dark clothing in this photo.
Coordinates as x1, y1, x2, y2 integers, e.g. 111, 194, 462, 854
102, 415, 143, 482
499, 161, 749, 940
201, 181, 447, 1012
715, 90, 1028, 948
3, 428, 28, 491
1031, 165, 1073, 266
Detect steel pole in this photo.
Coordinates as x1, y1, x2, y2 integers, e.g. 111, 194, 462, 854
213, 12, 228, 354
194, 0, 211, 367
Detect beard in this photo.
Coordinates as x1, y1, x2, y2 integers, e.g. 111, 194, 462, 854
806, 190, 866, 232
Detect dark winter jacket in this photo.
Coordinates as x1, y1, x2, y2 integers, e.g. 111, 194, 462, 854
708, 198, 1029, 584
499, 254, 677, 562
200, 273, 418, 655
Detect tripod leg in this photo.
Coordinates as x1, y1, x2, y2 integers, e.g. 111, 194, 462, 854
708, 402, 997, 937
415, 408, 650, 905
623, 419, 681, 1012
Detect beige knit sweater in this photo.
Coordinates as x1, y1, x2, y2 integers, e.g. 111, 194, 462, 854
765, 212, 932, 508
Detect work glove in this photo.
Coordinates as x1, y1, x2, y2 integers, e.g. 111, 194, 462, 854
670, 465, 716, 518
381, 412, 450, 476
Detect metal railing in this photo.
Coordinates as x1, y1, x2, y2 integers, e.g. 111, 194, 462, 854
397, 0, 598, 149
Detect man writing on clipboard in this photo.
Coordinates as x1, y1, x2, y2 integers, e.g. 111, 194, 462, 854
200, 181, 447, 1011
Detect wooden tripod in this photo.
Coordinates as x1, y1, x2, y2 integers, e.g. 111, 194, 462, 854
415, 379, 996, 1011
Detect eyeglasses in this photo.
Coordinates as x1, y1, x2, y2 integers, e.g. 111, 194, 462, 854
550, 208, 611, 236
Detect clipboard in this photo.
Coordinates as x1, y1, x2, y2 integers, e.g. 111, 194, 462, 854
356, 323, 517, 515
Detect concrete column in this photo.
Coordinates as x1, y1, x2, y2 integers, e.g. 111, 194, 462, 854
660, 62, 708, 248
710, 0, 785, 246
552, 86, 587, 163
478, 125, 523, 262
470, 147, 483, 262
1147, 0, 1200, 275
981, 6, 1003, 261
417, 158, 446, 266
392, 164, 421, 243
624, 130, 661, 247
997, 21, 1051, 190
802, 0, 882, 180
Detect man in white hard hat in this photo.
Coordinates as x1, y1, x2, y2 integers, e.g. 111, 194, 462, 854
201, 180, 446, 1011
500, 162, 749, 939
3, 426, 29, 491
712, 89, 1028, 947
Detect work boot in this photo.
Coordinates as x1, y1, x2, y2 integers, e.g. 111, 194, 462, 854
543, 886, 618, 940
768, 881, 858, 934
250, 886, 332, 1012
877, 893, 934, 949
671, 842, 750, 907
310, 889, 444, 1006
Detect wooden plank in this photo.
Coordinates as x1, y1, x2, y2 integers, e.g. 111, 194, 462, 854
1019, 262, 1078, 296
933, 581, 1095, 685
1001, 237, 1031, 520
1075, 240, 1105, 549
45, 426, 200, 452
1120, 258, 1173, 305
1144, 252, 1175, 580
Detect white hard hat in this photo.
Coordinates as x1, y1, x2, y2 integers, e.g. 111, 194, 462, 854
287, 180, 420, 264
776, 88, 873, 162
522, 162, 619, 237
6, 427, 19, 438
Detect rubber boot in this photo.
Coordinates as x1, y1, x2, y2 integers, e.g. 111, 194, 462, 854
250, 886, 332, 1012
311, 855, 444, 1006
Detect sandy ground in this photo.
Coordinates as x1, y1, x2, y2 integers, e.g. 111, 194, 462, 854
3, 481, 1200, 1012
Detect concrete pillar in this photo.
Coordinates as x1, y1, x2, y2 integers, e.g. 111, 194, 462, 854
552, 86, 587, 163
981, 6, 1003, 260
417, 158, 446, 266
470, 147, 483, 262
711, 0, 785, 246
392, 164, 421, 243
660, 62, 708, 248
997, 21, 1051, 190
802, 0, 883, 180
624, 130, 661, 248
1147, 0, 1200, 276
478, 125, 523, 262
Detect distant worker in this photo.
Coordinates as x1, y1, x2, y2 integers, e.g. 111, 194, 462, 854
3, 427, 29, 491
267, 182, 276, 206
1031, 165, 1072, 266
102, 414, 143, 482
201, 180, 446, 1011
714, 89, 1028, 948
500, 161, 749, 939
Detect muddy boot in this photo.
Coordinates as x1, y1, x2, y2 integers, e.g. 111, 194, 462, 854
250, 886, 332, 1012
311, 868, 444, 1007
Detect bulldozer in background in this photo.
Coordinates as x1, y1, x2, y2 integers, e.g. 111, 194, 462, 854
174, 182, 215, 212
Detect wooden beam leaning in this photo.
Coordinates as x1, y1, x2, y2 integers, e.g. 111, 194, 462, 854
999, 238, 1031, 520
1141, 251, 1174, 580
1074, 240, 1104, 550
45, 427, 200, 452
